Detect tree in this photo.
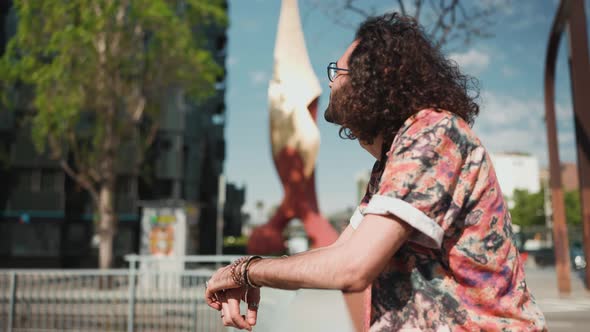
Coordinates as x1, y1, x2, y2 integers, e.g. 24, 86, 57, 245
0, 0, 226, 269
509, 188, 581, 227
564, 189, 581, 225
305, 0, 508, 50
509, 189, 546, 227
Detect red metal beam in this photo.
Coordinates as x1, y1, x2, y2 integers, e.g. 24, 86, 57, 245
566, 0, 590, 288
544, 0, 572, 294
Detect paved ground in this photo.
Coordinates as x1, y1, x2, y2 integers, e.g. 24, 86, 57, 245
249, 267, 590, 332
525, 268, 590, 332
251, 287, 355, 332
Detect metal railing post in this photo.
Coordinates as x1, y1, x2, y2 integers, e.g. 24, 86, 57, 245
127, 259, 137, 332
192, 298, 199, 331
7, 271, 16, 332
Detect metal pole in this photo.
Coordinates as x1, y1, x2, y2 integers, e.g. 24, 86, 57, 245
192, 299, 199, 332
216, 175, 226, 260
566, 0, 590, 289
172, 89, 186, 201
543, 177, 553, 245
127, 259, 137, 332
544, 0, 572, 294
7, 271, 16, 332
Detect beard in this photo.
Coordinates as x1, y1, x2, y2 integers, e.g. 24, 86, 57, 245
324, 83, 352, 126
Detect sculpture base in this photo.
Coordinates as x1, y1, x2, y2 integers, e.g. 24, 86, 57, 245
247, 224, 287, 255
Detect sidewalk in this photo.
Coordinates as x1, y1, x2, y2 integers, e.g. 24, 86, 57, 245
524, 267, 590, 331
252, 288, 355, 332
525, 266, 589, 300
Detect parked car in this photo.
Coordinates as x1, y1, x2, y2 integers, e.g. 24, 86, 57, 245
570, 243, 587, 270
529, 244, 586, 270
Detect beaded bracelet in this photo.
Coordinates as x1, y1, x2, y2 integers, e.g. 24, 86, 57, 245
230, 256, 249, 287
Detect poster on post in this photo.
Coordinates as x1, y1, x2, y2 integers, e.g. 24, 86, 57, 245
139, 205, 188, 288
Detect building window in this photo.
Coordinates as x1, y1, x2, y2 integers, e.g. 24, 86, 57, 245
215, 102, 225, 115
15, 169, 29, 191
41, 169, 62, 192
160, 138, 172, 151
11, 223, 60, 257
31, 170, 41, 192
212, 114, 225, 126
117, 176, 133, 195
216, 34, 227, 51
215, 81, 226, 90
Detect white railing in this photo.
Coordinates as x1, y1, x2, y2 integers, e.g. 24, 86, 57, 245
0, 255, 246, 332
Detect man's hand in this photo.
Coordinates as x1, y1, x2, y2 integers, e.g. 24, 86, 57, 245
205, 265, 238, 300
205, 265, 261, 330
219, 287, 260, 330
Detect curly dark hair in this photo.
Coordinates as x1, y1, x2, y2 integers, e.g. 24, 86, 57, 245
328, 12, 480, 148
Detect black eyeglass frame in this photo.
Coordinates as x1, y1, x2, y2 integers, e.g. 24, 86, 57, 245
327, 62, 350, 82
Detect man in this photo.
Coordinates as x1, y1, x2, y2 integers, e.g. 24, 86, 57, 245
206, 13, 547, 331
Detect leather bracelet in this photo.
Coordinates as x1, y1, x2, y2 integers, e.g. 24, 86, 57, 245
244, 255, 263, 288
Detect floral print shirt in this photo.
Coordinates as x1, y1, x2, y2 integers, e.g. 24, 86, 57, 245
349, 109, 546, 331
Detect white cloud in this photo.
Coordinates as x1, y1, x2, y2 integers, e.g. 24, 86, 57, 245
558, 130, 575, 144
501, 66, 517, 78
556, 103, 574, 122
508, 15, 546, 31
449, 49, 491, 74
473, 91, 576, 164
248, 70, 269, 85
226, 56, 239, 68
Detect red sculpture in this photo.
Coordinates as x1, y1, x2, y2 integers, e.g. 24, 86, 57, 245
247, 0, 338, 255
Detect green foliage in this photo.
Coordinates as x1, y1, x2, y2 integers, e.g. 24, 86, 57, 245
564, 190, 581, 225
223, 235, 249, 247
510, 188, 582, 226
0, 0, 227, 267
510, 189, 546, 227
0, 0, 226, 155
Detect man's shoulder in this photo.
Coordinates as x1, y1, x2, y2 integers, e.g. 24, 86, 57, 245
395, 108, 482, 153
401, 108, 472, 133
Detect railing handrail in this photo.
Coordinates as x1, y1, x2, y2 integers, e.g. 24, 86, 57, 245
0, 269, 214, 277
0, 269, 131, 275
125, 254, 243, 264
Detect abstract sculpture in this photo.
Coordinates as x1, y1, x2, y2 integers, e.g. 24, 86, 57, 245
247, 0, 338, 255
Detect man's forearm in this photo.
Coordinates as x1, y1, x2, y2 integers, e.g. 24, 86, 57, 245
247, 244, 366, 292
245, 215, 412, 293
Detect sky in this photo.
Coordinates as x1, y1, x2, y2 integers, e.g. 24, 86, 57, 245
222, 0, 583, 221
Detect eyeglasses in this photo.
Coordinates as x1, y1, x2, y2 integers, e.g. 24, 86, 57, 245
327, 62, 350, 82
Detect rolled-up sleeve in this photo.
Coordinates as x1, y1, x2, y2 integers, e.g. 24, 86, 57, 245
362, 114, 467, 249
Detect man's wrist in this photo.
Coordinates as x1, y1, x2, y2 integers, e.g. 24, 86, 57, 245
244, 256, 264, 288
244, 255, 262, 288
229, 256, 249, 287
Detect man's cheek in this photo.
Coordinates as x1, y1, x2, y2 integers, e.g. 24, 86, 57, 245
324, 105, 335, 123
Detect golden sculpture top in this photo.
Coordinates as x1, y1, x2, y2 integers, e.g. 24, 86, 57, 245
269, 0, 321, 179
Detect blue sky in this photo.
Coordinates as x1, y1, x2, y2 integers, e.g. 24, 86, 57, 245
222, 0, 582, 220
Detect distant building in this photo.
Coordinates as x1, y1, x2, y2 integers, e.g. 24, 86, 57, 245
323, 170, 370, 233
539, 163, 579, 192
0, 1, 243, 268
223, 183, 246, 238
489, 152, 541, 207
327, 207, 356, 233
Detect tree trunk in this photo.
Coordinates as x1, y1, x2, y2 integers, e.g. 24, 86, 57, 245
98, 181, 116, 269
